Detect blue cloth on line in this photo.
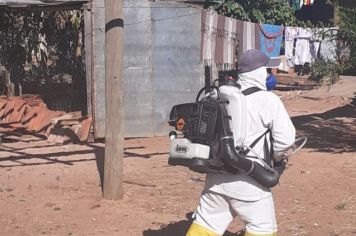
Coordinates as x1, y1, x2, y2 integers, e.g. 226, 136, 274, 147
259, 24, 284, 57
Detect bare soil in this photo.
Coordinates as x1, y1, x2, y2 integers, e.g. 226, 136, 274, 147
0, 76, 355, 236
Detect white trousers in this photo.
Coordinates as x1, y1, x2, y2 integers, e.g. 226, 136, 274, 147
193, 190, 277, 235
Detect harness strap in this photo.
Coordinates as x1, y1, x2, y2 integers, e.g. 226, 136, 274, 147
240, 86, 273, 165
264, 132, 272, 165
268, 131, 274, 165
242, 87, 261, 95
243, 129, 270, 155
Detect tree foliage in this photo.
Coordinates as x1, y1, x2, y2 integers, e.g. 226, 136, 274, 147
337, 7, 356, 43
209, 0, 297, 26
335, 6, 356, 74
0, 7, 86, 112
0, 8, 85, 93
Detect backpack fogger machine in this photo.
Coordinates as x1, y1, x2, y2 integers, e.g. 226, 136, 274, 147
167, 82, 307, 188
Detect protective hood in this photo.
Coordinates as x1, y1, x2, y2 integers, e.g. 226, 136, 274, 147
238, 66, 268, 91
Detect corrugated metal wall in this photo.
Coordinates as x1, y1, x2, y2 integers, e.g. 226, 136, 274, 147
91, 0, 205, 138
151, 1, 204, 136
123, 0, 155, 137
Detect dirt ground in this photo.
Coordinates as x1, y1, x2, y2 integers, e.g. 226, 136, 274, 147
0, 76, 355, 236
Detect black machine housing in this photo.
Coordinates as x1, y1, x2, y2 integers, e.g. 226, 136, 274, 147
168, 95, 230, 174
168, 86, 287, 188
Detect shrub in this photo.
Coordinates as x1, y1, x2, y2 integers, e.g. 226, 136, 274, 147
310, 59, 349, 84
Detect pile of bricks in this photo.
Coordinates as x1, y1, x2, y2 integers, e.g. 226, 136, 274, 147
0, 95, 92, 144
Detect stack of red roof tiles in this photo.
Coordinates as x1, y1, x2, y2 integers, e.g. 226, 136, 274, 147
0, 95, 92, 143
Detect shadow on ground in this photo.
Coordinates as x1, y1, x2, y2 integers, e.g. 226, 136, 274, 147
0, 139, 168, 195
0, 143, 95, 168
142, 212, 244, 236
292, 94, 356, 153
89, 144, 168, 190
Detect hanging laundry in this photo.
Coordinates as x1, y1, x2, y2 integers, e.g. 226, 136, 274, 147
235, 20, 260, 56
303, 0, 314, 5
311, 31, 321, 60
200, 10, 218, 67
214, 15, 240, 69
284, 27, 299, 68
294, 28, 321, 65
319, 27, 338, 62
259, 24, 284, 58
200, 10, 240, 69
215, 14, 225, 67
278, 55, 290, 72
294, 28, 312, 65
289, 0, 303, 11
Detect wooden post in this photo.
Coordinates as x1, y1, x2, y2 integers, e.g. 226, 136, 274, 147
103, 0, 124, 200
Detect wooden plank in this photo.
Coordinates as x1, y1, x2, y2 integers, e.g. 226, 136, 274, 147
50, 111, 83, 125
58, 119, 80, 126
77, 116, 92, 142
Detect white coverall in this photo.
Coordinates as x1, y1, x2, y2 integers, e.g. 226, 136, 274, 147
186, 66, 296, 236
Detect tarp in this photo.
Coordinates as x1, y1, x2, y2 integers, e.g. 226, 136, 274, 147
0, 0, 89, 7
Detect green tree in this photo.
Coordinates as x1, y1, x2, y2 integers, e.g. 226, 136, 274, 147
209, 0, 297, 25
0, 8, 85, 97
337, 6, 356, 74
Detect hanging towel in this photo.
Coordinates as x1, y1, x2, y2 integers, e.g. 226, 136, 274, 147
214, 15, 240, 69
236, 20, 260, 56
215, 14, 226, 67
200, 10, 218, 66
259, 24, 284, 57
200, 10, 239, 69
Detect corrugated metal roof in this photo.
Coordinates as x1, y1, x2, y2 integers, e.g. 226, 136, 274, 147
0, 0, 89, 7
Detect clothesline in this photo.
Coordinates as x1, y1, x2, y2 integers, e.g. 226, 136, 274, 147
200, 9, 339, 70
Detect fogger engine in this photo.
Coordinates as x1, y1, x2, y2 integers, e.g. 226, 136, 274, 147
168, 91, 226, 174
167, 84, 305, 188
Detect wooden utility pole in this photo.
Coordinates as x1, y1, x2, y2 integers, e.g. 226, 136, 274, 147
103, 0, 124, 200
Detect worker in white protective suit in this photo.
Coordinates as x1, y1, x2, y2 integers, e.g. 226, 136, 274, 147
186, 49, 296, 236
